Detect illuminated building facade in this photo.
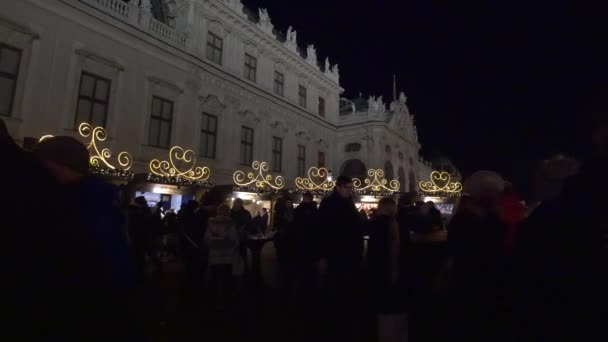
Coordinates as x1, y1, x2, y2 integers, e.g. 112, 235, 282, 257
1, 0, 422, 189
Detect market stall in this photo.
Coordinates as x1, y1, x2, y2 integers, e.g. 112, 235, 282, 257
353, 168, 401, 217
418, 170, 462, 217
131, 146, 214, 211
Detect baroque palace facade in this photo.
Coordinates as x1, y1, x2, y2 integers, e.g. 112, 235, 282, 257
1, 0, 423, 191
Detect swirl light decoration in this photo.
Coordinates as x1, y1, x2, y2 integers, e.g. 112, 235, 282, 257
295, 167, 335, 191
353, 169, 400, 193
418, 171, 463, 193
233, 161, 285, 190
149, 146, 211, 181
78, 123, 133, 171
38, 135, 54, 142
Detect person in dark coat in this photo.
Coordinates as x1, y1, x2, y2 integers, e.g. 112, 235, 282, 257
294, 192, 319, 293
511, 92, 608, 342
4, 131, 139, 341
317, 176, 365, 340
445, 171, 507, 341
129, 196, 158, 279
367, 198, 405, 341
231, 198, 252, 274
178, 200, 205, 312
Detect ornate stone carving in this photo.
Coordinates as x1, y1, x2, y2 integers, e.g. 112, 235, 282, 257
284, 26, 298, 52
306, 44, 317, 67
140, 0, 152, 14
75, 49, 125, 71
330, 63, 340, 82
238, 109, 260, 124
368, 96, 387, 113
270, 119, 288, 133
324, 57, 331, 73
257, 8, 274, 35
296, 129, 312, 142
399, 91, 407, 104
148, 76, 184, 94
201, 94, 226, 114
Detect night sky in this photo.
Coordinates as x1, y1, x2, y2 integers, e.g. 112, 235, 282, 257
243, 0, 608, 193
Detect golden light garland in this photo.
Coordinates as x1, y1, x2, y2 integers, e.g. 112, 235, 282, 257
418, 171, 463, 193
353, 169, 400, 193
233, 161, 285, 190
295, 167, 335, 191
38, 135, 54, 142
78, 123, 132, 171
149, 146, 210, 181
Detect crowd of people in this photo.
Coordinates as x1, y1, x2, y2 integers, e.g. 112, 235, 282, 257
3, 89, 608, 342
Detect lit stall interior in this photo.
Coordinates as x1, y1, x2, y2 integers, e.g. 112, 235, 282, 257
355, 195, 381, 218
135, 184, 195, 212
229, 191, 271, 217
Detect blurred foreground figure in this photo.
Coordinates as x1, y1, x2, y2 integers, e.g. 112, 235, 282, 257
512, 91, 608, 341
2, 123, 139, 341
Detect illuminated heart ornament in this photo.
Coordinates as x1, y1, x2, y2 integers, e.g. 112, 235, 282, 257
419, 170, 463, 193
150, 146, 210, 181
431, 171, 451, 190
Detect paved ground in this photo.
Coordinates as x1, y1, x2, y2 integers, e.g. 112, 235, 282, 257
134, 236, 451, 342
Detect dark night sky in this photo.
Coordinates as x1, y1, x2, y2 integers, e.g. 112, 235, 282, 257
243, 0, 608, 193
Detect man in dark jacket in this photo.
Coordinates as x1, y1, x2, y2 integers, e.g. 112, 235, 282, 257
317, 176, 365, 339
231, 198, 252, 273
294, 192, 319, 294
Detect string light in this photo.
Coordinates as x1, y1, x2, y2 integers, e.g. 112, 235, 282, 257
418, 171, 462, 194
295, 167, 335, 191
353, 169, 400, 193
233, 161, 284, 190
78, 122, 133, 171
146, 173, 215, 187
149, 146, 211, 181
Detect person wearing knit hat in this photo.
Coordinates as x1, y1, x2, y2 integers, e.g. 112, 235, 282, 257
33, 136, 90, 184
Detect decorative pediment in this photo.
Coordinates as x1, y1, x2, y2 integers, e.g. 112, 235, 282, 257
200, 94, 226, 114
295, 129, 312, 142
148, 76, 184, 94
316, 138, 329, 149
75, 49, 124, 71
208, 19, 229, 38
238, 109, 260, 124
270, 119, 289, 133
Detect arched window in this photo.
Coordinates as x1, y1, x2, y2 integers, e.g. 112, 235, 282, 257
345, 142, 362, 152
398, 152, 404, 160
398, 167, 406, 189
385, 145, 392, 153
384, 161, 394, 180
340, 159, 367, 182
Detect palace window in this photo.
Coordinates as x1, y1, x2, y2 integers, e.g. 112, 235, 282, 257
272, 136, 283, 172
206, 32, 223, 65
75, 72, 111, 128
148, 96, 173, 148
298, 85, 307, 108
244, 53, 257, 82
200, 113, 217, 159
297, 145, 306, 177
274, 71, 284, 96
318, 97, 325, 117
0, 44, 21, 117
240, 126, 254, 166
